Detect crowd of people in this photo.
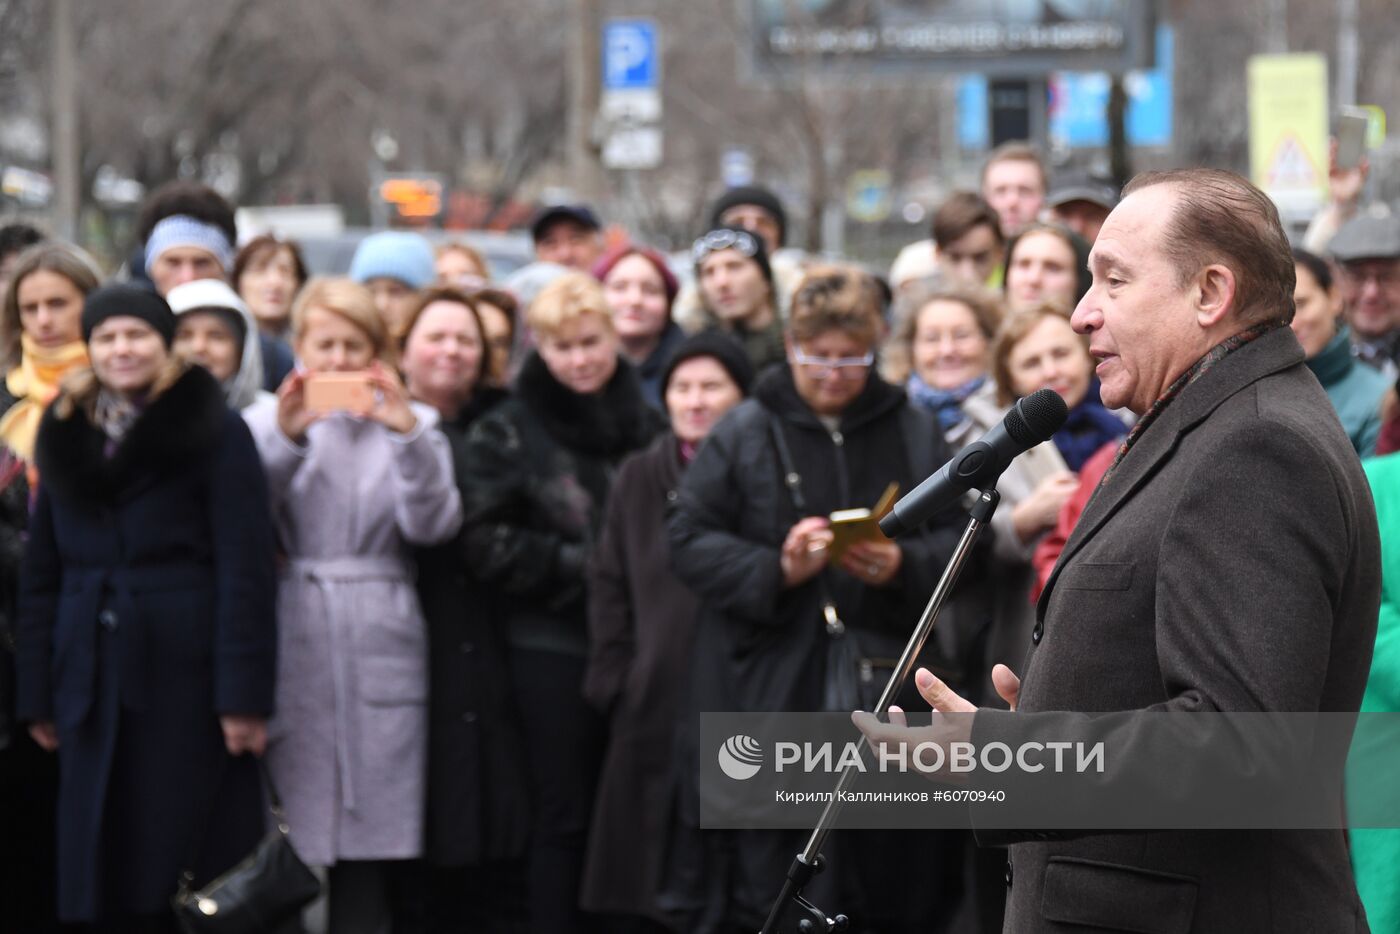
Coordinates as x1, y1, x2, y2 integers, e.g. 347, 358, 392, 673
0, 136, 1397, 934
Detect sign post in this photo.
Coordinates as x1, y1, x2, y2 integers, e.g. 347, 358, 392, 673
601, 18, 662, 170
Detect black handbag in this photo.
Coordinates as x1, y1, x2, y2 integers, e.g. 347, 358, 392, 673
172, 758, 322, 933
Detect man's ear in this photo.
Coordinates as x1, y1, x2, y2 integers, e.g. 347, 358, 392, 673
1194, 263, 1237, 329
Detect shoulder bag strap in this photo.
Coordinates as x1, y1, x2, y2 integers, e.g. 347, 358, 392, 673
765, 412, 845, 637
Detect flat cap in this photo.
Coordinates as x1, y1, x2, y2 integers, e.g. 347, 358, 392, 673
1330, 211, 1400, 263
1047, 172, 1119, 211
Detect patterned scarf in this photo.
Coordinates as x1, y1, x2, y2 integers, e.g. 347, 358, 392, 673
0, 335, 90, 463
93, 389, 144, 457
906, 373, 986, 433
1100, 319, 1285, 485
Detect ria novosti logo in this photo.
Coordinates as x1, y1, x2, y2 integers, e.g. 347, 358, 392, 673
717, 735, 1106, 780
718, 734, 764, 780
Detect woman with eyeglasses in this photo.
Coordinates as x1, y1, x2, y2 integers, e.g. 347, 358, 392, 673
668, 264, 970, 933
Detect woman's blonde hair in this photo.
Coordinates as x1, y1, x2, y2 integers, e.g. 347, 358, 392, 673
291, 276, 393, 364
990, 301, 1090, 406
883, 285, 1004, 384
526, 271, 614, 340
2, 242, 103, 370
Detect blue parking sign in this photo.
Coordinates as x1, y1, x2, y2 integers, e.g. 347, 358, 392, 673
603, 19, 659, 91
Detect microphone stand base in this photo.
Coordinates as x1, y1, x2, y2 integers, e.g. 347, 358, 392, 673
758, 854, 850, 933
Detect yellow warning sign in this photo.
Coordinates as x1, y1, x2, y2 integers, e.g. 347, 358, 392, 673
1265, 133, 1321, 190
1248, 54, 1328, 215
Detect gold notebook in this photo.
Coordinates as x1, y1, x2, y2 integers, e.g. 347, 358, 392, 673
827, 482, 899, 562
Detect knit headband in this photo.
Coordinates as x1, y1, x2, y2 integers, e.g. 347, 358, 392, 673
144, 215, 235, 277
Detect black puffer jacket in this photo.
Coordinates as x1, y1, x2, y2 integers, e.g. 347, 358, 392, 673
668, 364, 976, 715
461, 352, 663, 656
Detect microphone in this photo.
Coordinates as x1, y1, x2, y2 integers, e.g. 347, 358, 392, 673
880, 388, 1069, 537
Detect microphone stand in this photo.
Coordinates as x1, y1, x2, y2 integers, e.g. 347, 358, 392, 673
757, 488, 1001, 934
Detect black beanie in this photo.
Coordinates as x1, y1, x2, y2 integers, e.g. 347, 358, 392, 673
708, 185, 787, 248
82, 284, 177, 347
660, 331, 756, 399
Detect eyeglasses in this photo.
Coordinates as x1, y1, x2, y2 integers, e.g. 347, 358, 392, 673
790, 346, 875, 379
692, 229, 759, 264
1341, 264, 1400, 288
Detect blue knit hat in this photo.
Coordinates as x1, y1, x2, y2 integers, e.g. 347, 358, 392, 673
348, 231, 436, 290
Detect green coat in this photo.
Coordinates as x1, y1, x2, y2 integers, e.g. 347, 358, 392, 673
1352, 453, 1400, 932
1308, 325, 1390, 457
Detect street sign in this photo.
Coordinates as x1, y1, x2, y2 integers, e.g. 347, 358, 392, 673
603, 126, 663, 171
601, 18, 663, 169
603, 19, 659, 90
748, 0, 1154, 78
1248, 54, 1328, 218
847, 170, 892, 224
600, 91, 661, 123
721, 148, 755, 187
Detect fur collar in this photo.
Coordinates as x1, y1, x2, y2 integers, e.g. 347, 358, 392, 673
515, 351, 660, 457
36, 365, 228, 505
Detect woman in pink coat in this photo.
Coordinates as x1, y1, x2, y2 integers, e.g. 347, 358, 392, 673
243, 277, 461, 934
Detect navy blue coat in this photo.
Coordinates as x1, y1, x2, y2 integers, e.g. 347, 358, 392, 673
14, 365, 277, 922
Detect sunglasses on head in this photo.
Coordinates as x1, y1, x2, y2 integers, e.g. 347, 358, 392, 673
692, 229, 759, 264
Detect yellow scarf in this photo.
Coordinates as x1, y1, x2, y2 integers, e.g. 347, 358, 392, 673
0, 335, 90, 464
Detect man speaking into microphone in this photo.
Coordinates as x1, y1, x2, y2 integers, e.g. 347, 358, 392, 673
861, 168, 1381, 931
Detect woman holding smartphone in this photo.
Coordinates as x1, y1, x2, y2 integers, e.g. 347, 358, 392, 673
242, 277, 462, 934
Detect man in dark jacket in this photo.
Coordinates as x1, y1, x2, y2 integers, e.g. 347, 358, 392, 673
862, 168, 1381, 932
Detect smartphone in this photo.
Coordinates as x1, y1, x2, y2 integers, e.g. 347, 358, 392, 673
1336, 111, 1369, 170
304, 372, 375, 413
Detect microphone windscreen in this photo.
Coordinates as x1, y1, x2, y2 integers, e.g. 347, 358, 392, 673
1006, 388, 1070, 446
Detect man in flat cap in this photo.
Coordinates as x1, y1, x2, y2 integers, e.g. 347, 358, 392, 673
1330, 211, 1400, 377
1047, 172, 1119, 245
